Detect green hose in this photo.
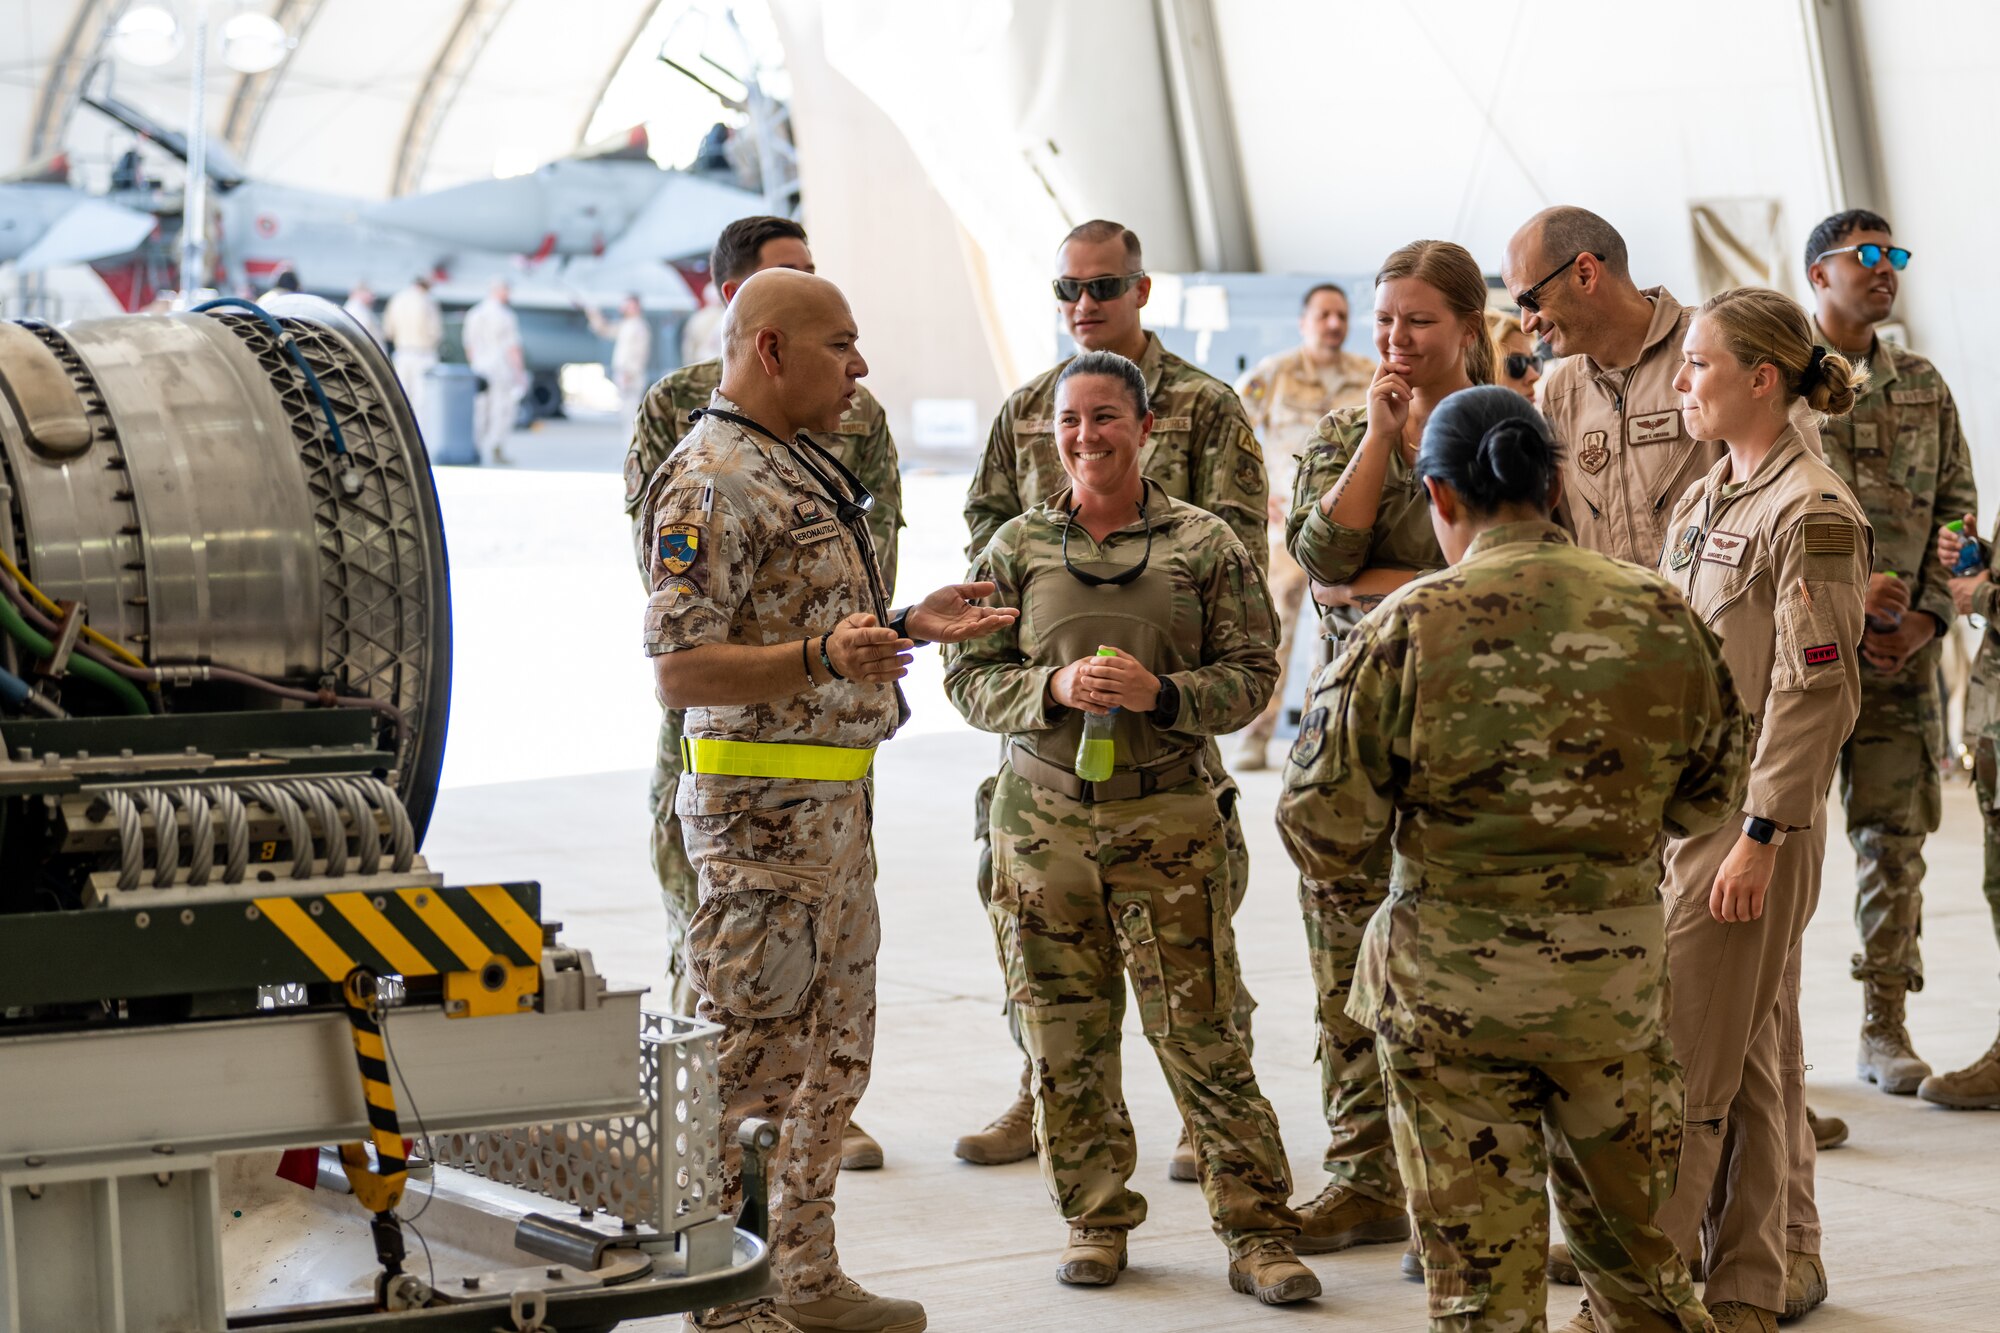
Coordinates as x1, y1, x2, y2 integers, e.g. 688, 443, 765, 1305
0, 595, 151, 715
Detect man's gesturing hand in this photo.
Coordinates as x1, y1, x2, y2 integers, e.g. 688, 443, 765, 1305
827, 613, 913, 684
907, 581, 1020, 644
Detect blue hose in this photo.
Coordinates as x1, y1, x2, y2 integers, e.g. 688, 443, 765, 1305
0, 665, 29, 707
191, 297, 350, 459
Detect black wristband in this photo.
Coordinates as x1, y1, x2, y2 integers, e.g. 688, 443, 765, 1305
819, 632, 846, 681
888, 606, 929, 647
802, 636, 815, 685
1149, 677, 1181, 727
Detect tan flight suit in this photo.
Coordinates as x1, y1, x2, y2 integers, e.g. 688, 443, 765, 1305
1234, 347, 1373, 749
1543, 287, 1822, 568
1654, 427, 1868, 1312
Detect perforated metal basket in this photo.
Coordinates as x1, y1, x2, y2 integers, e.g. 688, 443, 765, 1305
429, 1011, 722, 1232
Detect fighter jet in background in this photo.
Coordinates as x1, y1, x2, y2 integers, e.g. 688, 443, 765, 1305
2, 94, 770, 413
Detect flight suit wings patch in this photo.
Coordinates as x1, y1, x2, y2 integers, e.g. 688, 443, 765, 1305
1699, 528, 1751, 568
1627, 411, 1680, 445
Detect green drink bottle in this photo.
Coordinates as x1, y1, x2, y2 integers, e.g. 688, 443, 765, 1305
1075, 647, 1119, 782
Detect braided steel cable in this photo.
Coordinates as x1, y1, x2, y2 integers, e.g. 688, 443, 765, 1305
211, 783, 250, 884
175, 785, 215, 887
91, 789, 145, 893
131, 787, 181, 888
246, 781, 314, 880
325, 778, 383, 877
296, 780, 349, 878
359, 777, 415, 873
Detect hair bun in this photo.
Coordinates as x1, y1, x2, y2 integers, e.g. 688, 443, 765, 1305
1476, 419, 1544, 488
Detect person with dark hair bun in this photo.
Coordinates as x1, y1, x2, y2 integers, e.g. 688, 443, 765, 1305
1278, 383, 1749, 1333
1639, 287, 1873, 1332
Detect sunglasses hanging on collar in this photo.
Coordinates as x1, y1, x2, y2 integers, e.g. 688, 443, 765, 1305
1061, 494, 1153, 587
689, 406, 876, 525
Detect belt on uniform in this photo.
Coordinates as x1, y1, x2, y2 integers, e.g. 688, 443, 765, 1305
680, 737, 875, 781
1007, 743, 1203, 804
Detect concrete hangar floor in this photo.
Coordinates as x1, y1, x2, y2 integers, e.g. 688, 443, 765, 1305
423, 413, 2000, 1331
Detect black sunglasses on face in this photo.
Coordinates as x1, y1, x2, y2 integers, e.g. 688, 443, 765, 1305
1061, 500, 1153, 586
1513, 252, 1600, 313
1503, 352, 1542, 380
1052, 272, 1146, 303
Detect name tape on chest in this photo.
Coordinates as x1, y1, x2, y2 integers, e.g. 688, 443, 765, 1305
1891, 388, 1939, 406
789, 519, 842, 546
1699, 528, 1751, 568
1626, 411, 1681, 445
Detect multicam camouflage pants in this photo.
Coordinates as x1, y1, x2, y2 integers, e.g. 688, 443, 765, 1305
651, 707, 696, 1016
974, 751, 1255, 1056
1974, 737, 2000, 960
1299, 837, 1405, 1206
1243, 528, 1313, 746
1381, 1037, 1710, 1333
1838, 667, 1944, 989
987, 768, 1298, 1252
680, 781, 878, 1325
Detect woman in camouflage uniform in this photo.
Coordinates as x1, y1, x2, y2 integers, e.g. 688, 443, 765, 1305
1278, 386, 1750, 1333
943, 351, 1317, 1306
1279, 239, 1491, 1256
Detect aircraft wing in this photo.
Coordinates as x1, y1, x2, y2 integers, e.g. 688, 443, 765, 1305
598, 171, 767, 265
3, 191, 156, 269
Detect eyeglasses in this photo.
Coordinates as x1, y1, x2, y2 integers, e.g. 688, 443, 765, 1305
1052, 272, 1146, 303
1513, 252, 1598, 313
1061, 500, 1153, 587
1814, 243, 1911, 271
1503, 352, 1543, 380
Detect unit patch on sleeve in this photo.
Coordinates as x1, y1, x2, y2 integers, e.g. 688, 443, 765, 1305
1627, 411, 1681, 445
1699, 528, 1751, 568
1804, 643, 1840, 666
657, 523, 701, 576
623, 449, 646, 506
1290, 706, 1328, 768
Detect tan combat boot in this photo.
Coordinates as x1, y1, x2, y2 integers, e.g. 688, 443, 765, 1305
1235, 735, 1269, 772
952, 1064, 1036, 1165
1547, 1240, 1581, 1285
1917, 1029, 2000, 1109
1785, 1250, 1828, 1320
841, 1119, 883, 1171
1056, 1226, 1128, 1286
1169, 1125, 1199, 1181
1555, 1300, 1598, 1332
1857, 981, 1931, 1094
1291, 1181, 1409, 1253
774, 1278, 926, 1332
1710, 1301, 1779, 1332
1806, 1106, 1848, 1149
1227, 1239, 1322, 1305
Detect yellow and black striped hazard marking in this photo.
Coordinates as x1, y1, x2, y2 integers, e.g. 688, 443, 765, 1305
338, 968, 407, 1214
254, 883, 542, 1019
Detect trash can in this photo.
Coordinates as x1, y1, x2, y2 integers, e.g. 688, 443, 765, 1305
418, 363, 480, 466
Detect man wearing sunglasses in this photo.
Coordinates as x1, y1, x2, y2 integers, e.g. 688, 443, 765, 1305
955, 220, 1268, 1175
1232, 284, 1375, 771
1805, 209, 1979, 1115
1501, 207, 1730, 570
624, 215, 904, 1174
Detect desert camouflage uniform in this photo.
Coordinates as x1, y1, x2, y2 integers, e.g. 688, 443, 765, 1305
964, 332, 1268, 1054
640, 397, 901, 1325
1811, 325, 1977, 991
1280, 404, 1445, 1206
1236, 349, 1373, 750
944, 482, 1297, 1252
625, 361, 902, 1012
1654, 428, 1868, 1311
1277, 519, 1748, 1333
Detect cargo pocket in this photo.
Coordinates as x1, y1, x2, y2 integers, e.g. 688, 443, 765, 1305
686, 857, 829, 1020
1112, 895, 1171, 1036
986, 866, 1032, 1007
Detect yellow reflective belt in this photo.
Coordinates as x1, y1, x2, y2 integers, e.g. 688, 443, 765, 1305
681, 737, 875, 781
